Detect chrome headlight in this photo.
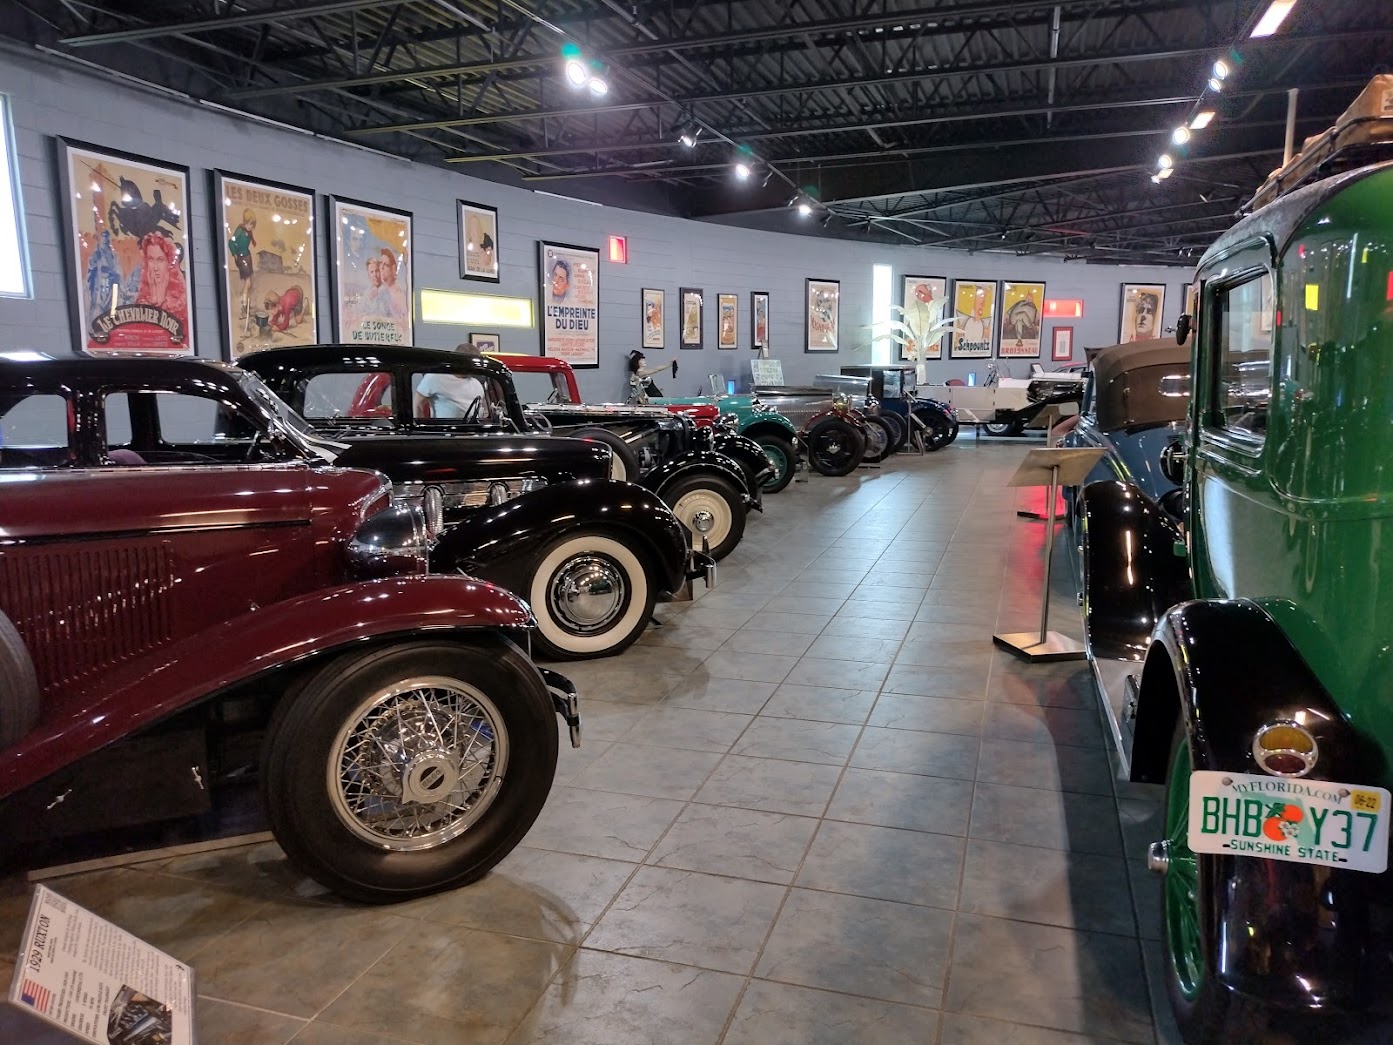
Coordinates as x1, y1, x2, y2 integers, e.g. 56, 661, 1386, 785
347, 503, 431, 577
720, 413, 740, 430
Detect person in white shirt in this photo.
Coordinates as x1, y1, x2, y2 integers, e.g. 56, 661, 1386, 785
415, 344, 486, 419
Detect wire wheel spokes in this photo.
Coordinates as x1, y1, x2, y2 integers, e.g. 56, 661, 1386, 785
328, 676, 509, 852
1164, 737, 1205, 1000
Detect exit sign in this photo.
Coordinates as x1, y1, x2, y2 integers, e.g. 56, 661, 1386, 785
1044, 298, 1084, 318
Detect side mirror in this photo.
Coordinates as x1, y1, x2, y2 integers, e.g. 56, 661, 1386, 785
1175, 314, 1192, 345
1160, 439, 1186, 484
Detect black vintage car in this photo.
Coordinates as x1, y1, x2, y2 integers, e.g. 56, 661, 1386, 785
240, 346, 712, 660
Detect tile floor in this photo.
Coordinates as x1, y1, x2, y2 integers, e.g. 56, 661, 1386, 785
0, 439, 1183, 1044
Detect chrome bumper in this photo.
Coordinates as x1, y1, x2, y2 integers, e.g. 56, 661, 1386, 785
539, 667, 581, 748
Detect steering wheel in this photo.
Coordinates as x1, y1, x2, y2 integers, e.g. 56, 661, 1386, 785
546, 388, 562, 405
526, 409, 553, 434
463, 397, 483, 423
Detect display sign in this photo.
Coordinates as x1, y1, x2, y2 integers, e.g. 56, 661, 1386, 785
751, 358, 784, 386
5, 885, 195, 1044
1188, 770, 1390, 873
539, 240, 600, 367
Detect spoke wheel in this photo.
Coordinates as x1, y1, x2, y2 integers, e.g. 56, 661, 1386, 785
328, 676, 507, 851
1164, 732, 1204, 1002
755, 435, 796, 493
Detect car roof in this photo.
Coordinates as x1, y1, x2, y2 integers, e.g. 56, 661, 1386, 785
240, 344, 512, 379
1088, 338, 1193, 431
0, 355, 241, 382
487, 352, 571, 372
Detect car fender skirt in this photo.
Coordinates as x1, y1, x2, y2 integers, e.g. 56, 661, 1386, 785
1080, 480, 1191, 664
1143, 599, 1393, 1016
433, 478, 689, 595
0, 576, 532, 800
647, 452, 752, 503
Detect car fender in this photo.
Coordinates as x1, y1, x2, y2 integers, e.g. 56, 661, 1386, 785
711, 431, 775, 495
742, 416, 799, 441
646, 452, 755, 508
0, 576, 533, 800
1079, 479, 1192, 665
432, 478, 689, 595
1136, 598, 1389, 1013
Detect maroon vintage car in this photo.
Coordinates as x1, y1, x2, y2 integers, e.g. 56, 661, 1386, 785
0, 356, 579, 904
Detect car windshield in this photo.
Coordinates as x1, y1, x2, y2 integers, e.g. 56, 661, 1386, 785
509, 369, 573, 405
232, 371, 345, 459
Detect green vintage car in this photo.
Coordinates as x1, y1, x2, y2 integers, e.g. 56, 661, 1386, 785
653, 391, 799, 493
1078, 76, 1393, 1042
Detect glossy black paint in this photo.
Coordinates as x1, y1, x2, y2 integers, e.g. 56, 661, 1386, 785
433, 478, 691, 596
1079, 481, 1192, 668
1139, 600, 1393, 1024
707, 430, 772, 507
333, 435, 611, 490
645, 450, 755, 508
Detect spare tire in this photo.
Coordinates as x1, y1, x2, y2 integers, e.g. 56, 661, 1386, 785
0, 609, 40, 748
571, 427, 641, 481
805, 417, 866, 477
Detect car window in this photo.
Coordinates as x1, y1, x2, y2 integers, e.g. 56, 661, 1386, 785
155, 391, 258, 445
412, 372, 512, 422
303, 372, 390, 419
105, 392, 133, 445
508, 370, 571, 405
1211, 272, 1274, 440
0, 393, 69, 467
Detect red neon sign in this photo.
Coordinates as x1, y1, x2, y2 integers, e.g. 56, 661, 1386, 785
1044, 298, 1084, 318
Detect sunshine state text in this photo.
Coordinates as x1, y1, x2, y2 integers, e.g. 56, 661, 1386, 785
547, 305, 597, 331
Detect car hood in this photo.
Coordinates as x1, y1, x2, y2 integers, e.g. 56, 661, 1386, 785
327, 432, 612, 483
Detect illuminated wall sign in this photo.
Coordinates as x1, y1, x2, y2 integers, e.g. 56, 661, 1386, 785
1044, 298, 1084, 318
608, 235, 628, 264
420, 289, 534, 328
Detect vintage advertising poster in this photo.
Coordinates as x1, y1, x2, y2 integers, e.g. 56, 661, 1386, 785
998, 281, 1045, 358
751, 291, 769, 350
57, 140, 194, 356
214, 171, 315, 360
950, 279, 997, 358
641, 287, 664, 348
717, 293, 738, 349
1119, 283, 1165, 343
680, 287, 703, 348
805, 278, 839, 352
540, 241, 599, 367
5, 885, 194, 1044
329, 197, 413, 345
899, 275, 947, 361
1051, 325, 1074, 361
458, 200, 499, 282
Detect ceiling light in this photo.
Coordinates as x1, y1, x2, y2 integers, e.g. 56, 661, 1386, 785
1158, 154, 1174, 169
678, 124, 699, 148
797, 202, 813, 217
1212, 59, 1230, 80
588, 76, 608, 96
1157, 167, 1174, 180
1190, 110, 1216, 130
1251, 0, 1297, 38
1151, 174, 1163, 184
564, 59, 588, 86
1208, 77, 1223, 92
1172, 126, 1191, 145
734, 162, 752, 180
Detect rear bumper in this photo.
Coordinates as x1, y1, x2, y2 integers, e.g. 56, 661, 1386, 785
667, 549, 718, 601
538, 667, 581, 749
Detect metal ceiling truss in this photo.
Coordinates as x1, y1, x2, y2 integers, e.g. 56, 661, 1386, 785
3, 0, 1389, 262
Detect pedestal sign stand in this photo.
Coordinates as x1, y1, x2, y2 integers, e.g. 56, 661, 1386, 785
1016, 406, 1063, 520
993, 446, 1106, 662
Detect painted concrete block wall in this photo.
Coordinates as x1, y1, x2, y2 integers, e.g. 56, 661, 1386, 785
0, 48, 1194, 403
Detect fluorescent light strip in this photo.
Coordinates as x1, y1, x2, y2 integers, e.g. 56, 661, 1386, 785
533, 189, 603, 207
1251, 0, 1297, 38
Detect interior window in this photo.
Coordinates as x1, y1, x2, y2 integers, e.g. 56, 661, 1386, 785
1212, 272, 1274, 439
303, 372, 391, 419
413, 372, 510, 421
0, 393, 69, 467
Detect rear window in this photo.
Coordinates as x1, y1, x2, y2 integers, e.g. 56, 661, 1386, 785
302, 372, 390, 419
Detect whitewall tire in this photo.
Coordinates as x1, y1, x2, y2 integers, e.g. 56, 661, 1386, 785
528, 532, 653, 659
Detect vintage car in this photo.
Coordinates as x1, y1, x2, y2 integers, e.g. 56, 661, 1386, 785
648, 380, 801, 494
932, 362, 1085, 436
241, 346, 712, 660
0, 356, 580, 904
837, 365, 961, 452
1060, 337, 1191, 525
1078, 77, 1393, 1041
751, 381, 877, 475
494, 353, 769, 560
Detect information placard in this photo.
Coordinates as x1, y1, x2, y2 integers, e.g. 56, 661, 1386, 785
5, 885, 195, 1044
751, 358, 784, 387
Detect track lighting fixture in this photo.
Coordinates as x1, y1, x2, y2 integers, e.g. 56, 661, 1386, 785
560, 42, 607, 95
734, 162, 752, 180
797, 202, 813, 218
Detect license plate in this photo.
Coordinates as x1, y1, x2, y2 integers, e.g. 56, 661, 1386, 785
1188, 771, 1390, 874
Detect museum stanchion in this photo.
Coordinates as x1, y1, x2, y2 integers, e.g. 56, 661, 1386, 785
994, 446, 1105, 663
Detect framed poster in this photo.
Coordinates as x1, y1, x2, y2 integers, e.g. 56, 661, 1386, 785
899, 274, 947, 360
1119, 283, 1165, 343
56, 139, 194, 356
805, 278, 839, 352
680, 287, 703, 349
213, 171, 316, 360
641, 287, 665, 348
1051, 326, 1074, 361
750, 291, 769, 350
998, 280, 1045, 358
717, 293, 738, 349
328, 196, 412, 345
469, 332, 500, 352
540, 240, 599, 367
458, 200, 499, 282
950, 279, 997, 358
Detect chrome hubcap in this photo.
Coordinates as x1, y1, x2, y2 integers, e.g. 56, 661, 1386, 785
1148, 839, 1171, 875
550, 555, 626, 631
328, 677, 507, 851
690, 509, 716, 533
673, 490, 732, 550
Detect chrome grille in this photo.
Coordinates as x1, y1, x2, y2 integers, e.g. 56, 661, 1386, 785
393, 478, 544, 511
0, 544, 174, 695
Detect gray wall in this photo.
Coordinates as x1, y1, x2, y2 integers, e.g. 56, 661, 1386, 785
0, 47, 1192, 402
